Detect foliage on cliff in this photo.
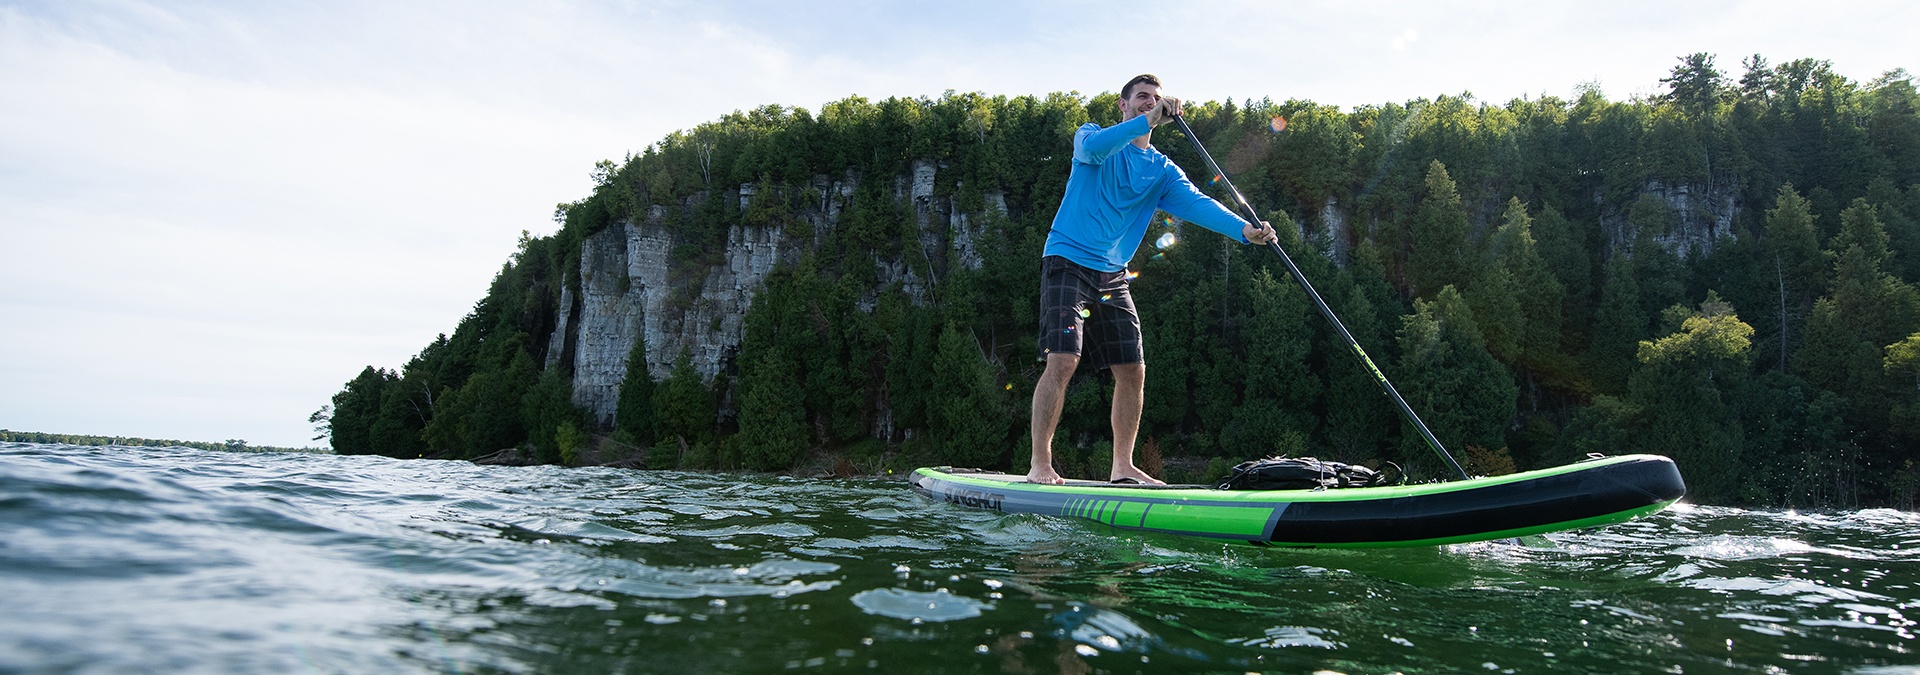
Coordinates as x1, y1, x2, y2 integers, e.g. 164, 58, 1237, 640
329, 54, 1920, 508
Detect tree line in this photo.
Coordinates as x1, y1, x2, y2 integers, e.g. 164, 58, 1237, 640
326, 53, 1920, 508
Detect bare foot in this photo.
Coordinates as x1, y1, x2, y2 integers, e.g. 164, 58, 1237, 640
1025, 467, 1067, 485
1109, 467, 1165, 485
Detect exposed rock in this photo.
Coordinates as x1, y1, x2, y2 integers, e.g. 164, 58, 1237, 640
1600, 175, 1740, 258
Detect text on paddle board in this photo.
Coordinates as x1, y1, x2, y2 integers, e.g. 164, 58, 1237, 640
942, 487, 1004, 511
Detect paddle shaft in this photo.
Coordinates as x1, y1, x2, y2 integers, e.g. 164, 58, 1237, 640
1169, 113, 1471, 481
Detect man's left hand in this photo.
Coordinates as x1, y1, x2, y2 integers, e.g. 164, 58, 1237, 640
1244, 220, 1278, 246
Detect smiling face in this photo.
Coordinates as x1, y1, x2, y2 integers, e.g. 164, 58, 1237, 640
1119, 81, 1162, 123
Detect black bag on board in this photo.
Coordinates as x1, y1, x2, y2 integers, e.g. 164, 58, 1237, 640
1214, 457, 1393, 491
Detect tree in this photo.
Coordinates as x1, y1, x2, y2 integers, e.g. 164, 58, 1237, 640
929, 323, 1009, 468
736, 348, 810, 471
1628, 295, 1752, 502
1586, 254, 1646, 393
1221, 268, 1320, 457
654, 350, 714, 447
1662, 52, 1728, 116
1760, 185, 1829, 370
1394, 286, 1518, 476
615, 332, 658, 446
1406, 161, 1472, 298
329, 366, 393, 455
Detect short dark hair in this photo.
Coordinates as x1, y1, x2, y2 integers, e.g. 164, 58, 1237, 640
1121, 74, 1161, 100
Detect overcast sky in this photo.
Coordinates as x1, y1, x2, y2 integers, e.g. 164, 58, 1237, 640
2, 0, 1913, 448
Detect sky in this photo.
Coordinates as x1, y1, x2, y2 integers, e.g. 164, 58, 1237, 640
1, 0, 1914, 448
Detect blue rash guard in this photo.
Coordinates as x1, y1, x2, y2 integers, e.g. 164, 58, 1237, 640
1043, 114, 1251, 273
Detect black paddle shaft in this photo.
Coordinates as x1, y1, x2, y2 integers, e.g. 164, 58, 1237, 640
1169, 113, 1470, 481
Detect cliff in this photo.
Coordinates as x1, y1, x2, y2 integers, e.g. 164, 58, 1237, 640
554, 161, 1006, 427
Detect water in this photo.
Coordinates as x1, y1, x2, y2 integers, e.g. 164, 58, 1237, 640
3, 442, 1917, 673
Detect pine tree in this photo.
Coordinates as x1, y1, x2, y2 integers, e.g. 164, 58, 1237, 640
1321, 242, 1399, 462
654, 350, 714, 447
1760, 185, 1829, 371
929, 323, 1008, 468
1222, 268, 1320, 457
1586, 254, 1646, 393
1394, 286, 1518, 476
1407, 161, 1473, 298
736, 347, 810, 471
615, 331, 658, 446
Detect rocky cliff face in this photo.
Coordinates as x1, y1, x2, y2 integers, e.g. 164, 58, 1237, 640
556, 165, 1002, 427
1600, 173, 1741, 258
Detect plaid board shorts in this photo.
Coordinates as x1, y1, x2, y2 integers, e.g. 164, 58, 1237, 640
1036, 255, 1143, 370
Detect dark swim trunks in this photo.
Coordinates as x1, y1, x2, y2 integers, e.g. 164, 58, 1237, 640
1036, 255, 1143, 370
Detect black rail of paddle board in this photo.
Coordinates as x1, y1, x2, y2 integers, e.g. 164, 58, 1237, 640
1269, 456, 1685, 543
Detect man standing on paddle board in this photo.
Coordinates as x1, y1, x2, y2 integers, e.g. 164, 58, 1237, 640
1027, 74, 1279, 485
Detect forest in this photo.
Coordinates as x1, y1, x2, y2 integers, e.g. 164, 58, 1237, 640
323, 53, 1920, 508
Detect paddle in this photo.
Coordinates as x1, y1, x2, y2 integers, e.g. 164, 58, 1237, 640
1169, 112, 1472, 481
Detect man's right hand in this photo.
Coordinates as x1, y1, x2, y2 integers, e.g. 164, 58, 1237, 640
1146, 96, 1183, 127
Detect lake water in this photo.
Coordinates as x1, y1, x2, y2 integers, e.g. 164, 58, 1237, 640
3, 441, 1918, 673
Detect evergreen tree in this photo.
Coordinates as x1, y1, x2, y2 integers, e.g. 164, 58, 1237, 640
1486, 198, 1568, 373
654, 350, 714, 447
1586, 254, 1646, 393
368, 374, 428, 458
523, 371, 591, 465
736, 347, 810, 471
929, 323, 1008, 468
1406, 161, 1473, 298
1662, 52, 1728, 116
1530, 206, 1593, 348
329, 366, 393, 455
1759, 185, 1829, 371
1394, 286, 1518, 476
1320, 242, 1402, 462
615, 332, 658, 446
1221, 268, 1320, 457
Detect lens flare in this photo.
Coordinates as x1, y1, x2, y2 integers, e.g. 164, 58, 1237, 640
1077, 307, 1091, 318
1125, 270, 1140, 280
1155, 231, 1178, 249
1270, 116, 1288, 133
1209, 175, 1222, 185
1099, 293, 1112, 302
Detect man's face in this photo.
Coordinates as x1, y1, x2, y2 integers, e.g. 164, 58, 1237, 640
1120, 82, 1161, 122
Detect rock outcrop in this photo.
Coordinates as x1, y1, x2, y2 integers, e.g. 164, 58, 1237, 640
560, 169, 1002, 427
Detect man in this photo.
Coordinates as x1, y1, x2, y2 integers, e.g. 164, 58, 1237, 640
1027, 73, 1279, 486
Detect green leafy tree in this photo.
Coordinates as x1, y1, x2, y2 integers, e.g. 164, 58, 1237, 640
1628, 296, 1753, 502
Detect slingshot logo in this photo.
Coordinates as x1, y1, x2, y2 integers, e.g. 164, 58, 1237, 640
943, 487, 1004, 512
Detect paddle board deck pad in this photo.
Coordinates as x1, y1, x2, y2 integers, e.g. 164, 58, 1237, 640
910, 454, 1685, 548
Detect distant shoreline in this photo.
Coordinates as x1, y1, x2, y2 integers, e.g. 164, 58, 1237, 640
0, 430, 330, 454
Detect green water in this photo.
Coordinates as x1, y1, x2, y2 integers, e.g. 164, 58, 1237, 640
3, 442, 1916, 673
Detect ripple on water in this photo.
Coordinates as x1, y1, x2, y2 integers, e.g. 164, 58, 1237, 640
850, 588, 990, 622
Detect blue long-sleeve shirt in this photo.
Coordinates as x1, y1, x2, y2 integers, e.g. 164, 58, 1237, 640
1043, 114, 1250, 272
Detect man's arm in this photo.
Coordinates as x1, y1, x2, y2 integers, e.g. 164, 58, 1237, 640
1158, 164, 1254, 243
1073, 115, 1152, 164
